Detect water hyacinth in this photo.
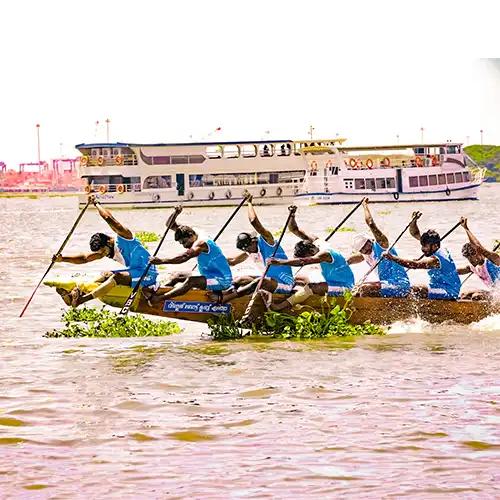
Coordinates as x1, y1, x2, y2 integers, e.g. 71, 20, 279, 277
45, 307, 182, 338
135, 231, 161, 245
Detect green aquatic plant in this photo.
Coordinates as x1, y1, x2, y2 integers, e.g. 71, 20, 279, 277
207, 314, 249, 340
45, 307, 182, 338
325, 226, 355, 233
135, 231, 160, 245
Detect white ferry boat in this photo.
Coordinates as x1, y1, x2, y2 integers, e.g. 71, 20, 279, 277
75, 140, 484, 208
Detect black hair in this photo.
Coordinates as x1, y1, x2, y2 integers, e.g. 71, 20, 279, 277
420, 229, 441, 247
462, 242, 477, 258
174, 225, 196, 241
89, 232, 112, 252
236, 232, 256, 250
294, 240, 318, 258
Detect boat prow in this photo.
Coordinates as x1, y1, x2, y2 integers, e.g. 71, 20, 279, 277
44, 279, 500, 326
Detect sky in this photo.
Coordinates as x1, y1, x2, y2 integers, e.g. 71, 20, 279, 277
0, 0, 499, 168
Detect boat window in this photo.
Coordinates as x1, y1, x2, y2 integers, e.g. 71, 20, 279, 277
414, 147, 425, 155
185, 171, 305, 187
366, 178, 376, 190
446, 146, 457, 154
376, 178, 386, 189
429, 175, 438, 186
206, 146, 222, 159
188, 155, 205, 164
455, 172, 463, 183
446, 173, 455, 184
355, 179, 365, 189
293, 143, 303, 155
223, 145, 240, 159
277, 143, 292, 156
438, 173, 446, 184
241, 145, 257, 158
102, 147, 112, 158
171, 156, 188, 164
259, 144, 274, 157
419, 176, 429, 187
386, 178, 396, 189
143, 176, 172, 189
409, 176, 418, 188
463, 171, 470, 182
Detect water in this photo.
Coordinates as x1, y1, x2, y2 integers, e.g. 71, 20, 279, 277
1, 187, 499, 497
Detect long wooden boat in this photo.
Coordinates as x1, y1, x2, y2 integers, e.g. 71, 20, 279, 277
44, 279, 500, 325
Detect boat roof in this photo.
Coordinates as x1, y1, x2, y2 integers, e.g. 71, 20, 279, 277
342, 143, 463, 151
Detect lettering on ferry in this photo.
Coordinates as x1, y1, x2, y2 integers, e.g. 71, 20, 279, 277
163, 300, 231, 314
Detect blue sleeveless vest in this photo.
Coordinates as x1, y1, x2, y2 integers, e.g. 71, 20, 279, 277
428, 248, 461, 298
258, 236, 294, 286
320, 249, 354, 288
372, 241, 410, 288
197, 239, 232, 283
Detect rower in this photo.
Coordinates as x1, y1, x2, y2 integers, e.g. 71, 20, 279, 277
457, 217, 499, 300
348, 198, 410, 297
53, 195, 159, 307
262, 210, 354, 311
219, 195, 294, 303
382, 214, 461, 300
148, 208, 232, 301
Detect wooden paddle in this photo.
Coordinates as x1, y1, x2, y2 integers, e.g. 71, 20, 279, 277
353, 211, 422, 292
240, 205, 297, 324
119, 206, 182, 316
19, 198, 93, 317
461, 240, 500, 286
190, 193, 249, 272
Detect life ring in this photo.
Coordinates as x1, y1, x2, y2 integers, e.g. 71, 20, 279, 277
366, 158, 374, 169
415, 156, 424, 167
208, 191, 215, 200
293, 187, 299, 195
382, 157, 391, 167
276, 187, 283, 196
98, 185, 107, 194
80, 155, 89, 166
431, 155, 439, 166
84, 184, 91, 194
187, 191, 195, 200
309, 161, 318, 172
445, 187, 451, 196
393, 192, 399, 201
152, 193, 160, 202
356, 158, 363, 169
115, 155, 124, 166
97, 156, 104, 167
225, 189, 232, 199
260, 188, 266, 197
325, 160, 333, 169
117, 184, 125, 194
349, 158, 357, 168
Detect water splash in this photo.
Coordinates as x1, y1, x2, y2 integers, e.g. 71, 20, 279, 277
470, 314, 500, 332
387, 316, 433, 335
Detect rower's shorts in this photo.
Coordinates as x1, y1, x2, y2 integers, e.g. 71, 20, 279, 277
206, 277, 232, 292
428, 288, 458, 300
380, 281, 410, 298
116, 268, 159, 289
274, 282, 294, 295
327, 285, 350, 296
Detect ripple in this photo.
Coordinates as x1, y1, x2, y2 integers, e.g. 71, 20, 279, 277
168, 430, 217, 442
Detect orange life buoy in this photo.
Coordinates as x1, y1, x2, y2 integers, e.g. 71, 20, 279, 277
366, 158, 374, 169
97, 156, 104, 166
81, 155, 89, 166
431, 155, 439, 166
356, 158, 363, 169
326, 160, 333, 169
84, 184, 91, 194
115, 155, 124, 166
98, 185, 107, 194
349, 158, 357, 168
415, 156, 424, 167
382, 157, 391, 167
117, 184, 125, 194
310, 161, 318, 172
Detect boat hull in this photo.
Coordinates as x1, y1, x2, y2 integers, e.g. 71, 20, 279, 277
44, 280, 499, 326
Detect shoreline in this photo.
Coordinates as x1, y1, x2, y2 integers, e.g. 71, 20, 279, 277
0, 191, 79, 199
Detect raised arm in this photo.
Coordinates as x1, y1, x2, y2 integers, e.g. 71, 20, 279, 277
362, 199, 389, 248
409, 211, 422, 241
288, 208, 317, 242
461, 217, 500, 265
227, 252, 249, 267
165, 205, 183, 231
247, 196, 274, 245
92, 196, 133, 239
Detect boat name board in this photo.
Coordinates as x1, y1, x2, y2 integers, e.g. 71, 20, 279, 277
163, 300, 231, 314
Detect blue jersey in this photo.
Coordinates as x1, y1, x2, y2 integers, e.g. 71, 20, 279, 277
428, 248, 461, 299
115, 235, 158, 287
320, 249, 354, 288
372, 241, 410, 289
197, 239, 232, 286
258, 236, 294, 286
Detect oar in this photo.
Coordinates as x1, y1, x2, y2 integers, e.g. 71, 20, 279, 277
416, 221, 461, 260
190, 194, 248, 271
461, 240, 500, 286
19, 198, 92, 317
119, 206, 182, 316
240, 205, 297, 324
353, 212, 421, 292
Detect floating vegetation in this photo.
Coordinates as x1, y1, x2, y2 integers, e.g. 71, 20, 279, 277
325, 226, 355, 233
207, 295, 385, 340
272, 228, 285, 237
377, 210, 392, 216
45, 307, 181, 338
135, 231, 160, 245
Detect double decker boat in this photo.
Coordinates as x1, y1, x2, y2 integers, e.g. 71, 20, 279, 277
75, 139, 484, 208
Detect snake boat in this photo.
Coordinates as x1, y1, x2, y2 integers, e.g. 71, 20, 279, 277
44, 279, 499, 325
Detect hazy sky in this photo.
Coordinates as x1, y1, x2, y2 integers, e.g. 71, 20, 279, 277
0, 0, 499, 167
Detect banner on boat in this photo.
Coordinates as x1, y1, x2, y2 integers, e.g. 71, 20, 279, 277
163, 300, 231, 315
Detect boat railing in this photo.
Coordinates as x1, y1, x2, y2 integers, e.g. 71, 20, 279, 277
81, 154, 138, 167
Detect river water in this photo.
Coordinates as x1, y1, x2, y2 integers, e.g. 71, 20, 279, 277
1, 187, 499, 498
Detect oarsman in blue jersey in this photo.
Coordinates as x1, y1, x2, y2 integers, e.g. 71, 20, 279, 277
382, 216, 461, 300
348, 199, 411, 297
53, 195, 159, 307
218, 196, 295, 303
148, 208, 232, 302
261, 210, 354, 311
457, 217, 500, 300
